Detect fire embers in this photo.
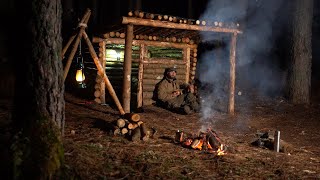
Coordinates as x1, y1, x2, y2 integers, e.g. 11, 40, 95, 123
175, 129, 227, 155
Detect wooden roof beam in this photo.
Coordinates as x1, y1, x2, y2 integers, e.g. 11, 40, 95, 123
93, 37, 198, 49
122, 17, 242, 34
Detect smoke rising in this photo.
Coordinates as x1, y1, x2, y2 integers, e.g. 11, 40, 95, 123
197, 0, 288, 120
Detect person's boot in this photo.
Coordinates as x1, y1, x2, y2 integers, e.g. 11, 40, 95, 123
183, 105, 193, 115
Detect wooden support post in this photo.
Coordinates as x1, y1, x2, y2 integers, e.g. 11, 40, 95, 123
82, 31, 125, 115
137, 44, 146, 108
183, 47, 191, 83
122, 24, 134, 113
99, 41, 106, 104
228, 33, 237, 115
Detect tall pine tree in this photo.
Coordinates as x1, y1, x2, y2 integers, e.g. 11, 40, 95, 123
11, 0, 65, 179
288, 0, 314, 104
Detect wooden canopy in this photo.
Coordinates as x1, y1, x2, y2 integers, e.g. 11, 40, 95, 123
93, 11, 242, 115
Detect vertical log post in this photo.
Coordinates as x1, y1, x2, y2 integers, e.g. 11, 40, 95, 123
99, 41, 106, 104
122, 24, 134, 113
183, 47, 191, 83
228, 33, 238, 115
82, 31, 125, 115
137, 44, 146, 108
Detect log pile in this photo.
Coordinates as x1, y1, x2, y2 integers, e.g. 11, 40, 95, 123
112, 113, 156, 142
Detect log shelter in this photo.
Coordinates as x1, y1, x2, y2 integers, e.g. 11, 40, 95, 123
92, 11, 242, 115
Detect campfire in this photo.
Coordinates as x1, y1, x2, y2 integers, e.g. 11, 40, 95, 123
175, 128, 227, 156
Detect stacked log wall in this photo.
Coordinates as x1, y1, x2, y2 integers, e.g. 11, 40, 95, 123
90, 42, 140, 105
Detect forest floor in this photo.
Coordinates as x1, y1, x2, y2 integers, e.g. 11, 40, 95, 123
1, 91, 320, 179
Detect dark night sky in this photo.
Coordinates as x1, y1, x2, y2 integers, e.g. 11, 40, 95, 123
61, 0, 209, 35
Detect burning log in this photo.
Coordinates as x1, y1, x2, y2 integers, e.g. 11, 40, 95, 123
175, 129, 226, 155
207, 129, 222, 150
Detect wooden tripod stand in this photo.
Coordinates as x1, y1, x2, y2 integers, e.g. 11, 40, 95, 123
61, 8, 125, 115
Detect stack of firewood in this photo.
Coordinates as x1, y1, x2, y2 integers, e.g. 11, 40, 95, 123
113, 113, 156, 142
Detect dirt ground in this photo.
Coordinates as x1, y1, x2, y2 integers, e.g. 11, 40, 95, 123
1, 91, 320, 179
61, 92, 320, 179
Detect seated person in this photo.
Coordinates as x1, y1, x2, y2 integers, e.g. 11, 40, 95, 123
153, 67, 200, 114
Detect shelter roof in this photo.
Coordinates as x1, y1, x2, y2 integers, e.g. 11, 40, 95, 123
98, 11, 242, 45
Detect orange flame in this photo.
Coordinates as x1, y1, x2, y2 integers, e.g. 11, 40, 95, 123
216, 144, 226, 156
207, 142, 213, 150
191, 139, 203, 150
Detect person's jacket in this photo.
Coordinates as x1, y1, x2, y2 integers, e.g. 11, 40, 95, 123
156, 77, 187, 102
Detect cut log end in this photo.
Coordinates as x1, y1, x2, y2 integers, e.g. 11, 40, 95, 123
123, 113, 140, 122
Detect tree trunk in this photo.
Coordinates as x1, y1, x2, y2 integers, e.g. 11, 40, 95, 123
288, 0, 314, 104
11, 0, 65, 179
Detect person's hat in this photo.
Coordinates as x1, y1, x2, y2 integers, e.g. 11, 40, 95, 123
165, 67, 177, 73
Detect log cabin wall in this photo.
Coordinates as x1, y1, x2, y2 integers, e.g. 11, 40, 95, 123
90, 41, 140, 107
90, 10, 241, 113
91, 39, 191, 107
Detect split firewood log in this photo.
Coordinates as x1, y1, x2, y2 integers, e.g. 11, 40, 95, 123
121, 127, 128, 135
123, 113, 140, 122
137, 121, 143, 126
127, 122, 139, 130
116, 118, 127, 128
113, 126, 121, 136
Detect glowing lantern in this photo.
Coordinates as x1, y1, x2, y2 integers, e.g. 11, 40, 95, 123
75, 40, 86, 88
